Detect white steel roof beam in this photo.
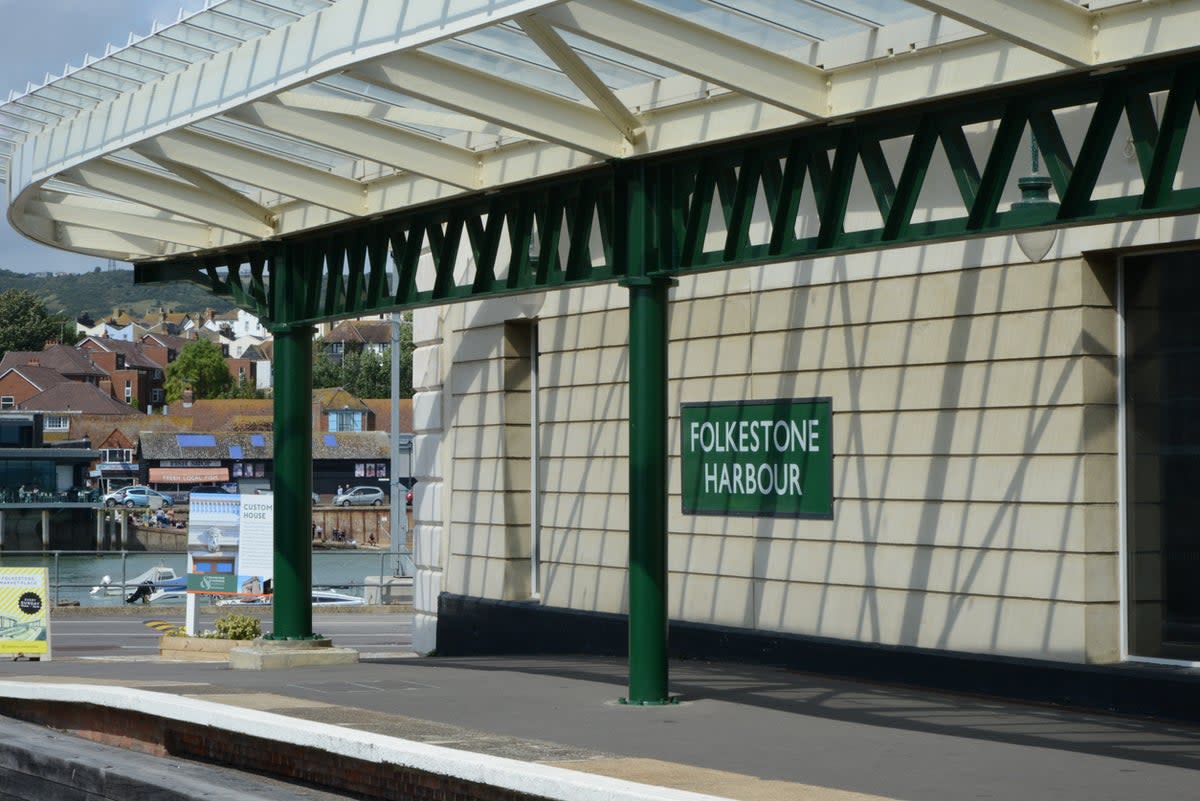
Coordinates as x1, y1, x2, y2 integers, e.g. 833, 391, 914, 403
516, 14, 643, 143
226, 100, 482, 188
347, 51, 627, 157
136, 156, 280, 226
276, 88, 523, 139
131, 129, 366, 215
906, 0, 1093, 67
59, 159, 273, 238
23, 197, 212, 250
19, 214, 166, 259
536, 0, 828, 119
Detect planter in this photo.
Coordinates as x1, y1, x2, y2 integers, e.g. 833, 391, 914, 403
159, 636, 249, 661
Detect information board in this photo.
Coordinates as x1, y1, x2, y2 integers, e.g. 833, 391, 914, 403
681, 398, 833, 518
0, 567, 50, 658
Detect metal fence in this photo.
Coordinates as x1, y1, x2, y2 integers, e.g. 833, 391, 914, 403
0, 549, 414, 606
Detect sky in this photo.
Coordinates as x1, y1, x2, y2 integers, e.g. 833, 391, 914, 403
0, 0, 200, 273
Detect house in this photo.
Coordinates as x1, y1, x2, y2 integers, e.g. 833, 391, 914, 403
76, 336, 167, 411
202, 308, 268, 340
0, 345, 107, 386
139, 332, 192, 368
241, 343, 273, 392
20, 383, 145, 440
321, 320, 392, 363
314, 387, 374, 432
0, 364, 74, 411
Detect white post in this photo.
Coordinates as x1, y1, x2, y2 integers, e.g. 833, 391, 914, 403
40, 510, 50, 550
185, 553, 198, 636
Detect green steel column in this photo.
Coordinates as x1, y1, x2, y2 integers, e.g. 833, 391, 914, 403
619, 162, 675, 705
270, 323, 314, 638
268, 246, 315, 639
624, 274, 673, 704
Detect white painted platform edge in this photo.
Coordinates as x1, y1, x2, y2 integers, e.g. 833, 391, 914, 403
0, 681, 732, 801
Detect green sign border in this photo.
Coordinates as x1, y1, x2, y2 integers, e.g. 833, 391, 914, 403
680, 397, 834, 519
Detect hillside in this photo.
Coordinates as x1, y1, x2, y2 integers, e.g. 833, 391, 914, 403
0, 267, 236, 321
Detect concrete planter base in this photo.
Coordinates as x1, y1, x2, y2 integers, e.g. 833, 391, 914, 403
158, 636, 244, 661
229, 638, 359, 670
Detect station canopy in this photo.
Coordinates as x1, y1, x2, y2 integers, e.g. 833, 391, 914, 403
2, 0, 1197, 264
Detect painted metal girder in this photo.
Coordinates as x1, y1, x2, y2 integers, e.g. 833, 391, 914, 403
135, 56, 1200, 327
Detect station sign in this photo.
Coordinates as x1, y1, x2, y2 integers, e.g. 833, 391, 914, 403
681, 398, 833, 518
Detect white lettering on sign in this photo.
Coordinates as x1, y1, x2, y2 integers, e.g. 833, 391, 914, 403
689, 419, 820, 455
704, 462, 804, 496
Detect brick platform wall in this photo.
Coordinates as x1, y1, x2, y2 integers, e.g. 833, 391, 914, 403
4, 702, 549, 801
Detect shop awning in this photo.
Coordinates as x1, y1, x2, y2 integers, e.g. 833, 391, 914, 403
149, 467, 229, 483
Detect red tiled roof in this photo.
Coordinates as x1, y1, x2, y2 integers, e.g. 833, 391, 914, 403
0, 345, 106, 378
0, 365, 74, 392
20, 382, 139, 414
325, 320, 393, 344
363, 398, 412, 433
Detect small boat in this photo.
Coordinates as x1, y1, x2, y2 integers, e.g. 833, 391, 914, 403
215, 589, 365, 607
90, 565, 180, 597
143, 575, 190, 604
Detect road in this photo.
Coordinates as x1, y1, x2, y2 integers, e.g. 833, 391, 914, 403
43, 610, 414, 660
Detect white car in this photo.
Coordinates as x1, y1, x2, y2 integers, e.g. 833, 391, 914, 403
332, 486, 386, 507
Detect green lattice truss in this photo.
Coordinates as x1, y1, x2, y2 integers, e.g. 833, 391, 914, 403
136, 56, 1200, 326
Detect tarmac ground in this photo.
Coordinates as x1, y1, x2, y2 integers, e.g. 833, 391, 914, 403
2, 639, 1200, 801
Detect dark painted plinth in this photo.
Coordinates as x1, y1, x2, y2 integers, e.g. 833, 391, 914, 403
436, 593, 1200, 725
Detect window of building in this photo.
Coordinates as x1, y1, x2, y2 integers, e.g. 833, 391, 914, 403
232, 461, 266, 478
153, 369, 162, 380
328, 410, 363, 432
0, 396, 12, 410
1124, 251, 1200, 662
101, 448, 132, 463
124, 380, 132, 401
151, 389, 164, 403
44, 415, 69, 432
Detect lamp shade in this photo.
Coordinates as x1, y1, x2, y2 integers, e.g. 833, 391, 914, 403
1011, 174, 1059, 262
1015, 228, 1057, 263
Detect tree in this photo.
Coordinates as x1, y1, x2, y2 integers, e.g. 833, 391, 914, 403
311, 314, 414, 398
0, 289, 80, 358
220, 378, 264, 400
164, 340, 233, 402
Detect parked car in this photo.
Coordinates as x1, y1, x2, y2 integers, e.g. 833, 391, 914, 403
332, 486, 386, 507
103, 486, 174, 508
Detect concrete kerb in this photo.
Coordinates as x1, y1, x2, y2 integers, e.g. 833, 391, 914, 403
0, 681, 735, 801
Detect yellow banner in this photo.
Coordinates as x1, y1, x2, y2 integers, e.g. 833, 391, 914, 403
0, 567, 50, 655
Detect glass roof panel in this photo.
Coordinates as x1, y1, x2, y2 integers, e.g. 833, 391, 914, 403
311, 76, 484, 140
640, 0, 927, 48
496, 22, 669, 87
195, 117, 358, 172
426, 36, 586, 102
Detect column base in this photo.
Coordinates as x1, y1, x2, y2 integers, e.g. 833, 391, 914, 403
229, 638, 359, 670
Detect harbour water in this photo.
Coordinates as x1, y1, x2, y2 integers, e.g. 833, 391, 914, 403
0, 550, 409, 606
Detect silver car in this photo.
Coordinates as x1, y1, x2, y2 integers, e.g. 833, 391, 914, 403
332, 486, 386, 507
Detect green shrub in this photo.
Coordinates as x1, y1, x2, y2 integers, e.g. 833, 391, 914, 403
212, 612, 261, 641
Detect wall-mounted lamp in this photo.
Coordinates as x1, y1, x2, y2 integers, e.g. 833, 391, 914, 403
1012, 136, 1059, 263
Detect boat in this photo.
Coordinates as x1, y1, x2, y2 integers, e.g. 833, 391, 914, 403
215, 589, 365, 607
90, 565, 180, 598
143, 575, 189, 604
